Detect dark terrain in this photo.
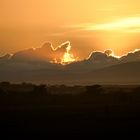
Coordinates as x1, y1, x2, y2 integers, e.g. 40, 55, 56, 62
0, 82, 140, 138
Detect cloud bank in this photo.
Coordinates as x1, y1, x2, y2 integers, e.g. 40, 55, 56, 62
64, 48, 140, 73
8, 41, 74, 64
87, 49, 140, 65
0, 42, 140, 84
71, 17, 140, 33
0, 41, 140, 69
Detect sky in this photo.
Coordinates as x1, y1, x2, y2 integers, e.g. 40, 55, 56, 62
0, 0, 140, 59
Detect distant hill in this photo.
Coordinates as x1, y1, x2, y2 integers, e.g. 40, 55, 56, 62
84, 61, 140, 84
0, 60, 140, 85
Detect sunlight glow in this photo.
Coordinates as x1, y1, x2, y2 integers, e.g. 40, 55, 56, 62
85, 17, 140, 32
61, 43, 76, 65
61, 52, 75, 64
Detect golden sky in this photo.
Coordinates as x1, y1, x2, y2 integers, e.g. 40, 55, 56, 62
0, 0, 140, 59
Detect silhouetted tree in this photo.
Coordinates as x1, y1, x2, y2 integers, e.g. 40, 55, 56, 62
0, 81, 10, 88
85, 85, 103, 95
133, 87, 140, 94
0, 88, 6, 96
32, 84, 48, 96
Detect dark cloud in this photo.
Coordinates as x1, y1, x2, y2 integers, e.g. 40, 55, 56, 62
88, 51, 108, 62
10, 41, 72, 63
104, 49, 113, 56
0, 54, 12, 62
66, 50, 119, 71
87, 50, 118, 64
79, 49, 140, 70
0, 41, 139, 70
11, 48, 36, 62
87, 49, 140, 65
120, 49, 140, 62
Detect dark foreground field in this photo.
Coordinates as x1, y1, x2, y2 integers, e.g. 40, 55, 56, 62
0, 82, 140, 139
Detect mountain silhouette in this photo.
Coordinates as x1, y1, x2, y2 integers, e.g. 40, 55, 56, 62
0, 60, 140, 85
84, 61, 140, 84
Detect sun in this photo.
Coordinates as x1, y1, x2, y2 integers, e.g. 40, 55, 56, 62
60, 42, 76, 65
61, 52, 76, 64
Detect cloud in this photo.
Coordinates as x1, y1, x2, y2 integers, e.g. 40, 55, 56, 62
0, 54, 12, 62
87, 49, 140, 65
66, 49, 120, 71
54, 41, 71, 63
10, 41, 73, 63
104, 49, 114, 56
11, 48, 37, 62
66, 49, 140, 71
72, 17, 140, 33
88, 51, 108, 62
87, 50, 118, 64
120, 49, 140, 62
0, 41, 140, 70
81, 49, 140, 71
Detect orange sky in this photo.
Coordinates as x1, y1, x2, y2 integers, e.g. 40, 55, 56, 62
0, 0, 140, 59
